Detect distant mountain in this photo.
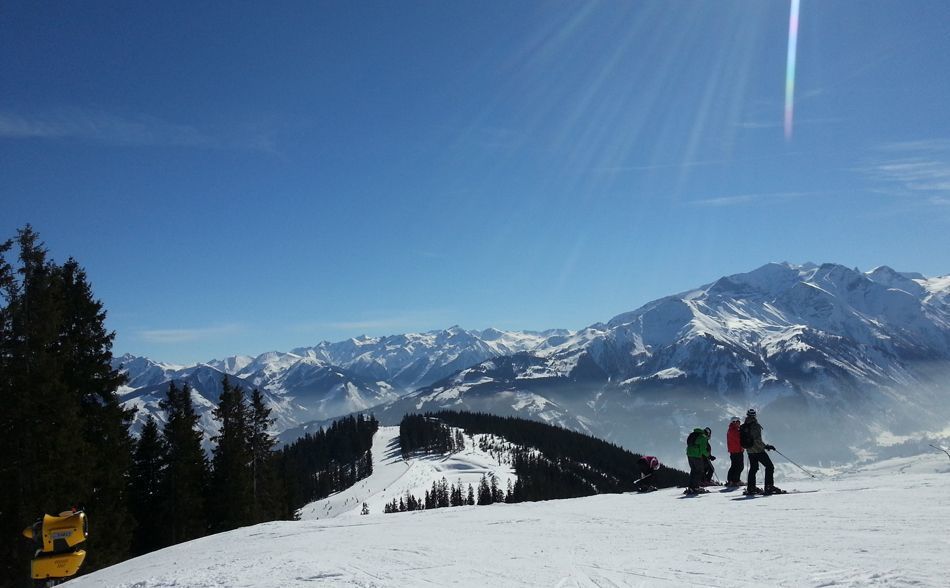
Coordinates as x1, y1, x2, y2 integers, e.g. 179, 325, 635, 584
113, 327, 556, 437
376, 263, 950, 464
288, 327, 562, 390
115, 262, 950, 464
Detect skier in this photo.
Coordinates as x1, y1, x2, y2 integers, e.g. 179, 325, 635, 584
635, 455, 660, 492
685, 427, 710, 494
701, 427, 717, 486
743, 409, 784, 495
726, 416, 744, 487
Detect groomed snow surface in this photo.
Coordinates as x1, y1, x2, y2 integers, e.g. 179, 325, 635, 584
71, 429, 950, 587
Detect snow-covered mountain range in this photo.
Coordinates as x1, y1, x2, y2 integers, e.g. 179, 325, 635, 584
113, 328, 557, 440
114, 262, 950, 463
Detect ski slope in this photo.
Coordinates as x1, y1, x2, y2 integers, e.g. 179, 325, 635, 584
297, 426, 517, 520
69, 446, 950, 587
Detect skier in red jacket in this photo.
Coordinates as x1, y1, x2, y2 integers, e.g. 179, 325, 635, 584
726, 416, 744, 487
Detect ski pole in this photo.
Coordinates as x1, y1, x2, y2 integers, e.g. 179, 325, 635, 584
771, 448, 817, 478
930, 444, 950, 461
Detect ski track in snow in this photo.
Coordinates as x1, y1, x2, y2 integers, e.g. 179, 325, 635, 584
70, 441, 950, 587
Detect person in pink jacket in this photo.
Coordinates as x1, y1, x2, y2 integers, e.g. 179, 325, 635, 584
726, 416, 744, 487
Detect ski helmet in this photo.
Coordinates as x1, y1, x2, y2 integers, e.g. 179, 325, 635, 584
747, 408, 757, 418
730, 416, 741, 424
649, 457, 659, 470
703, 427, 711, 436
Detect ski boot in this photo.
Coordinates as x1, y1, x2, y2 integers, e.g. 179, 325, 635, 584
763, 485, 786, 495
743, 486, 763, 496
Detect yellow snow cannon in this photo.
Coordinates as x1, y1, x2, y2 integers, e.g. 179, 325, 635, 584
22, 510, 88, 584
22, 510, 88, 554
29, 550, 87, 581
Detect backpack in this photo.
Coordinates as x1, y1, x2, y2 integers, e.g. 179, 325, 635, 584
686, 430, 699, 449
739, 422, 755, 449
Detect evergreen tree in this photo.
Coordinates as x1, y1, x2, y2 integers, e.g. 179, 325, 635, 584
449, 483, 458, 507
467, 483, 475, 506
160, 382, 209, 544
490, 474, 504, 503
58, 258, 135, 570
129, 416, 167, 555
248, 388, 279, 523
210, 377, 253, 532
438, 478, 450, 508
0, 236, 24, 584
477, 475, 492, 505
6, 228, 90, 515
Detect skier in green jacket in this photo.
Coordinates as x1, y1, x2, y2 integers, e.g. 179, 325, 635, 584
685, 427, 710, 494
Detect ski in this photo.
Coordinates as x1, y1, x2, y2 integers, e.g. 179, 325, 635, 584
734, 489, 819, 499
678, 489, 711, 498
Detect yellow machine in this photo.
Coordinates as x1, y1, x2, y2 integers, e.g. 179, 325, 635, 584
29, 551, 87, 582
22, 510, 88, 585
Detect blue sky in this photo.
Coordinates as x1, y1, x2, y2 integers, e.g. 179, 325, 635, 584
3, 1, 949, 364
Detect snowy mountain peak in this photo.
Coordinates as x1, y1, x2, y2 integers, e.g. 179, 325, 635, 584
378, 262, 950, 464
116, 261, 950, 465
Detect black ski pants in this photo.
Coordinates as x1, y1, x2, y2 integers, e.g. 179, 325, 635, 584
687, 456, 705, 489
747, 451, 774, 489
727, 452, 744, 484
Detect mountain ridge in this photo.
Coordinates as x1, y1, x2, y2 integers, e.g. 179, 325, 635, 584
114, 261, 950, 463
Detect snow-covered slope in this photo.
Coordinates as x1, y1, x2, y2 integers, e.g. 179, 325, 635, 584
296, 426, 516, 520
69, 452, 950, 587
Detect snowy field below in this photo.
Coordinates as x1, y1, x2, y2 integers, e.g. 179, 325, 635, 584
70, 450, 950, 587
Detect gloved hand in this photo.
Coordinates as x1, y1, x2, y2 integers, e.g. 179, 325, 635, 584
765, 444, 775, 451
708, 455, 716, 461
